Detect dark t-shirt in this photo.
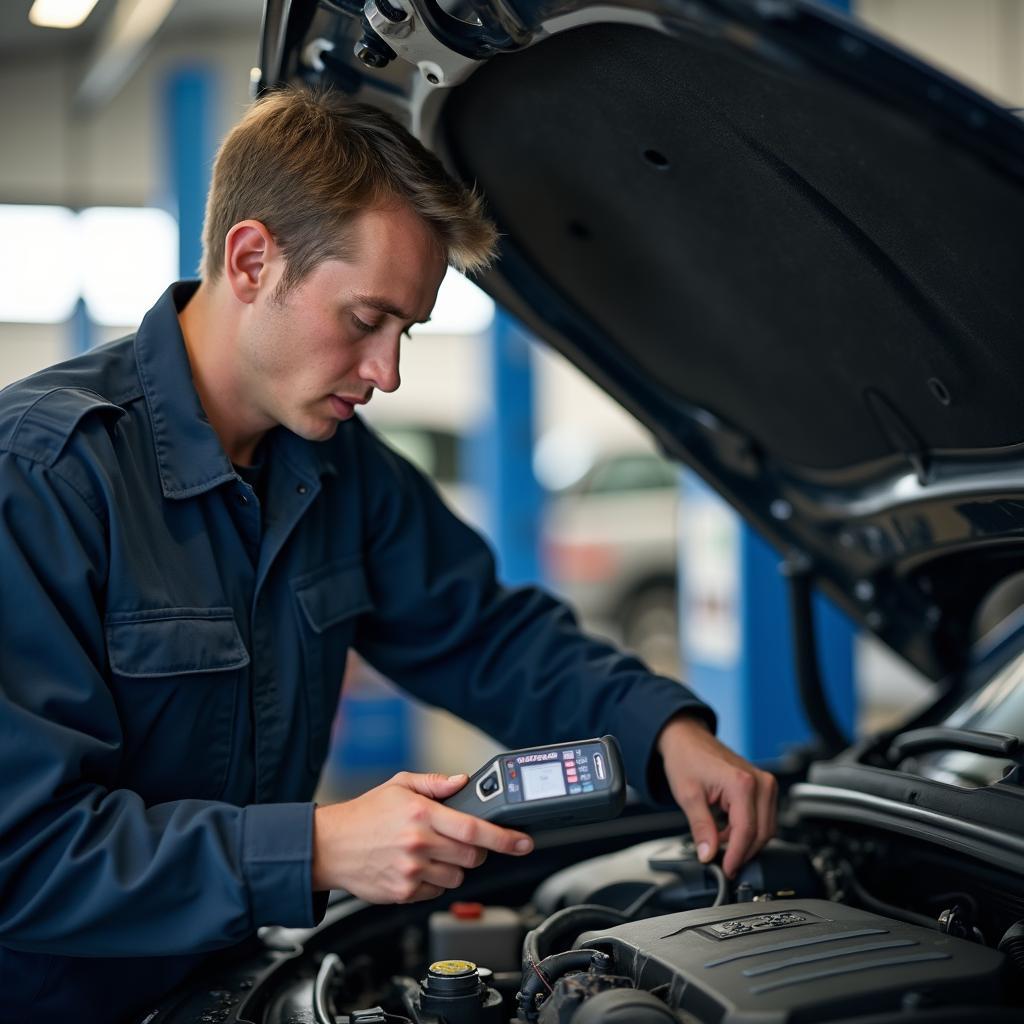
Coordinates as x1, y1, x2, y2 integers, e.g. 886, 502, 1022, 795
234, 443, 267, 507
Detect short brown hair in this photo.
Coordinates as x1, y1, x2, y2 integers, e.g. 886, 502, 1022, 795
200, 86, 497, 289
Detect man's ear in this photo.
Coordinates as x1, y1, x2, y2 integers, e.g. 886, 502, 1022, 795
223, 220, 279, 304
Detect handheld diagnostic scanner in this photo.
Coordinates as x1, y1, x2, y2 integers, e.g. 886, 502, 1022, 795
442, 735, 625, 831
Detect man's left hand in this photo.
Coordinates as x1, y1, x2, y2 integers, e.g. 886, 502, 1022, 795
656, 713, 778, 878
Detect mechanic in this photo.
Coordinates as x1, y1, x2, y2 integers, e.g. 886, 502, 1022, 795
0, 87, 776, 1022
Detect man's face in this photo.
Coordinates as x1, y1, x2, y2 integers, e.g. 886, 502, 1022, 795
240, 204, 447, 443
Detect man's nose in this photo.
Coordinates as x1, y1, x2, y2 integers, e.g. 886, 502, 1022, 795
361, 335, 401, 394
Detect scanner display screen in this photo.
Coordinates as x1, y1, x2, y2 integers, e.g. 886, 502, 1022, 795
501, 743, 608, 803
520, 761, 568, 801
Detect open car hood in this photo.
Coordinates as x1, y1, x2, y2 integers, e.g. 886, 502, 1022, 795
259, 0, 1024, 682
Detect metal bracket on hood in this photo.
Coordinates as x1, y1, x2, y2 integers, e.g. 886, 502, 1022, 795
363, 0, 479, 86
362, 0, 532, 87
863, 388, 930, 487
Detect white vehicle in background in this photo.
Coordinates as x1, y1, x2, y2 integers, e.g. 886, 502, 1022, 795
377, 421, 682, 675
542, 448, 681, 677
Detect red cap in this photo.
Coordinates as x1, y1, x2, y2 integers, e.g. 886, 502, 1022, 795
450, 901, 484, 920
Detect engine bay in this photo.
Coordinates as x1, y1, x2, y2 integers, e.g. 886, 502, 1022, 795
149, 629, 1024, 1024
149, 794, 1024, 1024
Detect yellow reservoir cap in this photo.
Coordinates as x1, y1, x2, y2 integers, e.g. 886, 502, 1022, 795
428, 959, 477, 976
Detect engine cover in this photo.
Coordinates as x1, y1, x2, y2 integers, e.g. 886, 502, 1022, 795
576, 898, 1006, 1022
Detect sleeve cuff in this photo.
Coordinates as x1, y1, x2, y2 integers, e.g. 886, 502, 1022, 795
617, 677, 717, 807
241, 802, 321, 928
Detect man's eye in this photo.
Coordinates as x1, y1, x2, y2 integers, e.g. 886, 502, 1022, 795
351, 315, 375, 333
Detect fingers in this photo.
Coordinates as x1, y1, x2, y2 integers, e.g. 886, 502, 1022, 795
314, 775, 511, 902
420, 859, 466, 891
675, 785, 721, 866
385, 850, 465, 903
398, 881, 445, 904
755, 770, 778, 854
659, 721, 780, 878
426, 835, 489, 870
720, 771, 758, 879
389, 772, 535, 858
659, 724, 778, 876
431, 805, 534, 857
391, 770, 469, 800
677, 769, 778, 878
719, 768, 778, 878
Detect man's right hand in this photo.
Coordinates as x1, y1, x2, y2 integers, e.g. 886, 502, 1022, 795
311, 771, 534, 903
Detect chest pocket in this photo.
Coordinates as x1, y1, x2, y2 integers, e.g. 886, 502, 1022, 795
292, 557, 374, 771
104, 608, 249, 802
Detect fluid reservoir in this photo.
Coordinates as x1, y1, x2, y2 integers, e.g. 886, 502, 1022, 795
415, 960, 503, 1024
428, 903, 523, 973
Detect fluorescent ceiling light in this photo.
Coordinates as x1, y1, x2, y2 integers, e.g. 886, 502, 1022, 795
0, 206, 80, 324
80, 207, 178, 327
28, 0, 100, 29
77, 0, 176, 108
0, 204, 177, 328
415, 267, 495, 336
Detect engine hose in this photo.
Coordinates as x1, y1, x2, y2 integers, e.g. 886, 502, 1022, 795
516, 948, 606, 1021
631, 866, 728, 913
998, 921, 1024, 979
523, 904, 630, 968
840, 862, 938, 931
708, 863, 728, 907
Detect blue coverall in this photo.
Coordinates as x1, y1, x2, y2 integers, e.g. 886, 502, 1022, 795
0, 282, 714, 1021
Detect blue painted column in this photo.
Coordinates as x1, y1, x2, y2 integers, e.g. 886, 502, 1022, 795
69, 296, 95, 355
467, 309, 544, 585
678, 476, 856, 762
164, 67, 217, 279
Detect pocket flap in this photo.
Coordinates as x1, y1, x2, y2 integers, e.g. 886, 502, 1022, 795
293, 560, 374, 635
105, 609, 250, 678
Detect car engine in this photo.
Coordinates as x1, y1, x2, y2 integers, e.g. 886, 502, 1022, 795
148, 617, 1024, 1024
150, 807, 1024, 1024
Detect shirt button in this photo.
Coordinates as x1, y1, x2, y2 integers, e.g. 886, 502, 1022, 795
237, 492, 249, 505
296, 484, 308, 495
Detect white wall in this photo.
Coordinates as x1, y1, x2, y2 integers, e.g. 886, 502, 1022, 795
0, 22, 641, 447
860, 0, 1024, 106
0, 30, 258, 207
0, 26, 261, 385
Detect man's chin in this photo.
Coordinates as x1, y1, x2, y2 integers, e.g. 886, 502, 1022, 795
290, 416, 341, 443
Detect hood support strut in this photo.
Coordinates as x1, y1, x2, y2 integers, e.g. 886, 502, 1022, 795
785, 560, 850, 756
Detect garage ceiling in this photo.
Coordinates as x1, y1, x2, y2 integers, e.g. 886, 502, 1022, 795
0, 0, 259, 58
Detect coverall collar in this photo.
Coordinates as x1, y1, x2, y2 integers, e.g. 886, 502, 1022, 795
134, 280, 327, 499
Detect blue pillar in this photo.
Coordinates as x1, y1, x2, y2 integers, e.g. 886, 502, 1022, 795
679, 475, 856, 763
467, 309, 544, 585
164, 67, 217, 279
69, 296, 95, 356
